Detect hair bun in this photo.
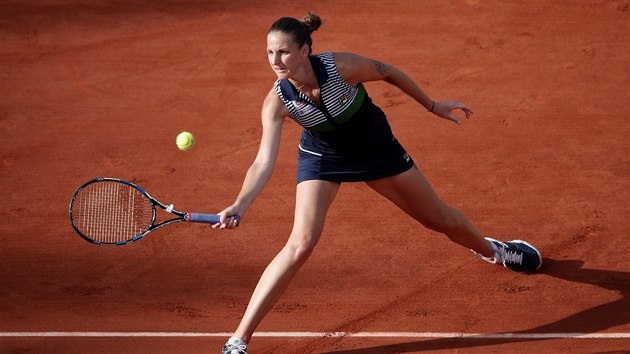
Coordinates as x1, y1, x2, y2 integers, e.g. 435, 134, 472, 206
300, 11, 322, 33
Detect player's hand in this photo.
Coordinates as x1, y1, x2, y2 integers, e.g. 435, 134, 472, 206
212, 206, 242, 229
430, 100, 474, 125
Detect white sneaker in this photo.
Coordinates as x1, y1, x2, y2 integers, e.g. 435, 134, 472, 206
222, 337, 248, 354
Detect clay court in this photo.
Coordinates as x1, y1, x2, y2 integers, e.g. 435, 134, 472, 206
1, 0, 629, 353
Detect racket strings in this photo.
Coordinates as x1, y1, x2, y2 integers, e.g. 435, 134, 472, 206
72, 181, 153, 243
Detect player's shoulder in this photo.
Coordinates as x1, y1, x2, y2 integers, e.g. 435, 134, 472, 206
262, 86, 288, 118
330, 52, 369, 85
263, 86, 282, 107
331, 52, 363, 67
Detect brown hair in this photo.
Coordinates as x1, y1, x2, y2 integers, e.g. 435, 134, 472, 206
268, 12, 322, 54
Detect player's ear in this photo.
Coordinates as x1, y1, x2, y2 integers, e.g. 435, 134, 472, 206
300, 43, 310, 56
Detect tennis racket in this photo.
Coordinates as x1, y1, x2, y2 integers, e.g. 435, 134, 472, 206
69, 177, 239, 245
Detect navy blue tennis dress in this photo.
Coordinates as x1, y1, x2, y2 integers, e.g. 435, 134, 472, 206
274, 52, 415, 184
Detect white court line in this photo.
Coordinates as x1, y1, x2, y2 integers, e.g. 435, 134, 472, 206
1, 332, 629, 339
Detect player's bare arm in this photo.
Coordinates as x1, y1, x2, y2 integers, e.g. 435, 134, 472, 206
336, 52, 473, 124
220, 89, 286, 225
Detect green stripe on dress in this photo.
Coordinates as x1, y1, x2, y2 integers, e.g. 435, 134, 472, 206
308, 84, 367, 132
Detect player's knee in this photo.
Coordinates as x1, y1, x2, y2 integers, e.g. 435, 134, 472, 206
284, 234, 318, 265
285, 243, 314, 266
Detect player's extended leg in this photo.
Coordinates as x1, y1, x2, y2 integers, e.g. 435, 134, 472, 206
231, 179, 340, 345
366, 165, 542, 272
367, 165, 493, 256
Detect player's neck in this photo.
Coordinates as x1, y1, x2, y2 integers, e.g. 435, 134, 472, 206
290, 63, 318, 91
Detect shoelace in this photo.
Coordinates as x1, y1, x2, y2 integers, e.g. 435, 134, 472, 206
225, 344, 247, 354
497, 245, 523, 265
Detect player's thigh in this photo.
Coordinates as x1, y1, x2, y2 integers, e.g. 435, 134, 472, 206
365, 166, 450, 225
289, 179, 340, 246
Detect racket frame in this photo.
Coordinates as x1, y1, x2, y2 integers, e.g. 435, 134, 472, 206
69, 177, 222, 245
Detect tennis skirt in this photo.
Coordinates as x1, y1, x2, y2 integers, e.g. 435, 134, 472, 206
296, 95, 415, 184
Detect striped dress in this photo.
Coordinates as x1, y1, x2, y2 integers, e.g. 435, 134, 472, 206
274, 52, 366, 132
273, 52, 415, 184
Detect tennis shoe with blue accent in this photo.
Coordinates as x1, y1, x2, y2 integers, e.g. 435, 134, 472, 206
474, 237, 542, 272
222, 337, 248, 354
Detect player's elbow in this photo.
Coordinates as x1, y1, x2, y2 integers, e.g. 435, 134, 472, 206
249, 159, 275, 179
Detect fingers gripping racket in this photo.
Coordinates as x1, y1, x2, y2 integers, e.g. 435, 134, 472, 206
69, 178, 238, 245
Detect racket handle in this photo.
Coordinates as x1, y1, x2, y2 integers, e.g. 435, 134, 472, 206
188, 213, 240, 224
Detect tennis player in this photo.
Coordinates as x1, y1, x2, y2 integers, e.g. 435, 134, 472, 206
217, 12, 542, 354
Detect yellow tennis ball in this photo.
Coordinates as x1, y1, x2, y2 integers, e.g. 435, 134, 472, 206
176, 131, 195, 151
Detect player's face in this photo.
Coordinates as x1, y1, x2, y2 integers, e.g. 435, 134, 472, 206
267, 31, 308, 79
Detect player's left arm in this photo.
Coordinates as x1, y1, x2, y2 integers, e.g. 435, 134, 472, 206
335, 52, 473, 124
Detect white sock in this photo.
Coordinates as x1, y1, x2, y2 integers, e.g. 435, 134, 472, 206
227, 337, 247, 346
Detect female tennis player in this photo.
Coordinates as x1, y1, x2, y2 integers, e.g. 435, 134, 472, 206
217, 12, 542, 354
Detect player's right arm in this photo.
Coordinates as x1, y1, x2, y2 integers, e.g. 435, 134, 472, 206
214, 89, 287, 228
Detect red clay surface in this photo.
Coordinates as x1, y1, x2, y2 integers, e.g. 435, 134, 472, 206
1, 1, 629, 353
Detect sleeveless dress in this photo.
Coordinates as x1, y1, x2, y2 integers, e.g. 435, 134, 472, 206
273, 52, 414, 184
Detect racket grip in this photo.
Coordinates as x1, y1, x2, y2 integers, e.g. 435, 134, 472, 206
188, 213, 240, 224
